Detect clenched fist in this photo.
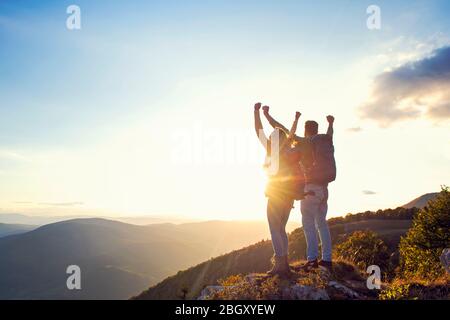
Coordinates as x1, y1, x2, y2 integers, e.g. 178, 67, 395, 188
327, 115, 335, 123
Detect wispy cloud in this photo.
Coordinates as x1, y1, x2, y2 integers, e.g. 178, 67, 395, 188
347, 127, 362, 133
362, 190, 377, 195
0, 150, 30, 162
38, 202, 84, 207
360, 46, 450, 126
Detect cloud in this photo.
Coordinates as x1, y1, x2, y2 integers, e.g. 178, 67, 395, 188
0, 150, 30, 162
347, 127, 362, 133
362, 190, 377, 195
38, 202, 84, 207
360, 46, 450, 126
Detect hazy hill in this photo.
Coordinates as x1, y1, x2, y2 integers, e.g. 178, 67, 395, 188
0, 218, 277, 299
0, 223, 36, 238
0, 213, 90, 226
402, 192, 439, 209
0, 213, 298, 230
134, 207, 416, 300
0, 213, 196, 226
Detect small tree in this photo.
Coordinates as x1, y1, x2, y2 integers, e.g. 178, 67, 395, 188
334, 230, 390, 271
399, 187, 450, 280
177, 285, 189, 300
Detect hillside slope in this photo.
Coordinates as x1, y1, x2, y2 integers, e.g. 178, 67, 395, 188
402, 192, 439, 209
134, 207, 415, 300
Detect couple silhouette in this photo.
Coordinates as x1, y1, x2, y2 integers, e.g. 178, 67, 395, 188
253, 102, 336, 276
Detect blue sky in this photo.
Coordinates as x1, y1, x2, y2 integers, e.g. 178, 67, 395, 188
1, 0, 449, 219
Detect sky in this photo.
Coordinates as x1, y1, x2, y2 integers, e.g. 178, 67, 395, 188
0, 0, 449, 221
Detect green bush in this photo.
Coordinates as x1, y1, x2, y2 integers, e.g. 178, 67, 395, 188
379, 279, 450, 300
334, 230, 391, 272
399, 187, 450, 280
379, 282, 412, 300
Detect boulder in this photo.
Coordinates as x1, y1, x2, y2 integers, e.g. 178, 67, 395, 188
197, 286, 225, 300
283, 284, 330, 300
328, 281, 360, 299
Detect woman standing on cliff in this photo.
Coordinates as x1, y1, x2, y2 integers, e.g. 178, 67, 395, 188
253, 102, 304, 276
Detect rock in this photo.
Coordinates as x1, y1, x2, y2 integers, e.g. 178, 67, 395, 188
328, 281, 360, 299
318, 267, 332, 280
196, 261, 372, 300
344, 279, 368, 291
284, 284, 330, 300
440, 248, 450, 274
197, 286, 225, 300
245, 273, 268, 285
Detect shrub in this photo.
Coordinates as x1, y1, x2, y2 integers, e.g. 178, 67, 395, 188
399, 187, 450, 280
379, 282, 412, 300
379, 278, 450, 300
334, 230, 391, 272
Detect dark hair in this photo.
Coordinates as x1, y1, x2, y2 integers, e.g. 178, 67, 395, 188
305, 121, 318, 137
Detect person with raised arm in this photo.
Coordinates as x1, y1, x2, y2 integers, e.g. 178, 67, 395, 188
253, 103, 305, 277
263, 107, 336, 271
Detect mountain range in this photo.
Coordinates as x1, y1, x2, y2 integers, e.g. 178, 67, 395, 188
0, 218, 281, 299
0, 213, 196, 226
0, 192, 437, 300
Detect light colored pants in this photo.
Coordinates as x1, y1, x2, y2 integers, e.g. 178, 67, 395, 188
267, 198, 293, 257
301, 184, 332, 262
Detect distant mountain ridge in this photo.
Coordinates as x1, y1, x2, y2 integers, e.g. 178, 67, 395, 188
0, 213, 298, 230
402, 192, 439, 209
0, 213, 196, 226
0, 223, 36, 238
0, 218, 278, 299
0, 213, 96, 226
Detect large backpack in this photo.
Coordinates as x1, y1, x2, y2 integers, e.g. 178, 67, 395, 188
264, 146, 307, 200
307, 134, 336, 184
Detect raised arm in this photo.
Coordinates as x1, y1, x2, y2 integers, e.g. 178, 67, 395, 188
288, 112, 301, 140
279, 112, 301, 151
254, 103, 268, 149
326, 115, 334, 139
262, 106, 289, 132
